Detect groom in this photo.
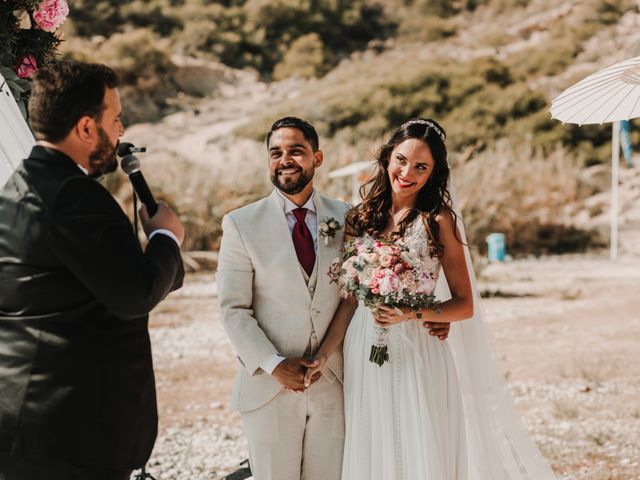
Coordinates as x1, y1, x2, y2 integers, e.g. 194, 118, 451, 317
218, 117, 349, 479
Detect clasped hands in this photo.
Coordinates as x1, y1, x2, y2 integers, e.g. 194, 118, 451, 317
271, 357, 323, 393
373, 305, 450, 341
273, 312, 450, 393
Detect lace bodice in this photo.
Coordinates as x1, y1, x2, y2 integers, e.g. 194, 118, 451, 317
400, 217, 441, 278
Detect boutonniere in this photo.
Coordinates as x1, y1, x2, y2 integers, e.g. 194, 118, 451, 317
319, 217, 342, 246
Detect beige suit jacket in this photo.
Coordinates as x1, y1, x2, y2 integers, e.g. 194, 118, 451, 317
217, 189, 349, 412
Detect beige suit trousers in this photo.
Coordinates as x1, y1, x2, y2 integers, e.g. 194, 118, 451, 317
240, 376, 345, 480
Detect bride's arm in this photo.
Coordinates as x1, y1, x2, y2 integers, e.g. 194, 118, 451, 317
376, 210, 474, 325
303, 295, 358, 387
420, 209, 474, 323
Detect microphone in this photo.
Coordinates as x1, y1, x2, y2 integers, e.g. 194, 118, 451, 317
117, 142, 158, 217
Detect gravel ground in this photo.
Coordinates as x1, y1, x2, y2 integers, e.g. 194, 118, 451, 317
142, 254, 640, 480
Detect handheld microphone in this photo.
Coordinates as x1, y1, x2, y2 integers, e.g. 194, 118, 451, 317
117, 142, 158, 217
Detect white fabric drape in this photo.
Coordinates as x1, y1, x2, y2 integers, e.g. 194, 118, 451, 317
0, 72, 35, 187
437, 179, 557, 479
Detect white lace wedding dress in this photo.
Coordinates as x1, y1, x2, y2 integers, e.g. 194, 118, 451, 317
341, 217, 557, 480
342, 219, 467, 480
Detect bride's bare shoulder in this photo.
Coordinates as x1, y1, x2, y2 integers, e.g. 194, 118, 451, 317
434, 208, 455, 228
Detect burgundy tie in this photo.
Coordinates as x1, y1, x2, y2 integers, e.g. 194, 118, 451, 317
292, 207, 316, 276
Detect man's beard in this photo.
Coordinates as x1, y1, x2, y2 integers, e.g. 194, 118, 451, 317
88, 127, 118, 177
270, 166, 314, 195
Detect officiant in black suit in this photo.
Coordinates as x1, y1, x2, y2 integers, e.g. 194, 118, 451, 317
0, 61, 185, 480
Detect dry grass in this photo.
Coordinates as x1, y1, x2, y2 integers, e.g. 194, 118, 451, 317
453, 139, 599, 254
150, 139, 272, 251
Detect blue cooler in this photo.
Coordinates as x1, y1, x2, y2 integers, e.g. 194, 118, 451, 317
486, 232, 506, 261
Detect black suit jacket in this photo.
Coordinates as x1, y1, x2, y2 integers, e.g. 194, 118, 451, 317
0, 146, 184, 469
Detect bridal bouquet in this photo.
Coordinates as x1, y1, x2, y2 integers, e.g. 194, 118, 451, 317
329, 237, 440, 366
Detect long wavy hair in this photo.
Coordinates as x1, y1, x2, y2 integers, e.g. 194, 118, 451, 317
345, 118, 460, 257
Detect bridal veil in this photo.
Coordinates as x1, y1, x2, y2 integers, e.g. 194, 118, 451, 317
436, 178, 557, 479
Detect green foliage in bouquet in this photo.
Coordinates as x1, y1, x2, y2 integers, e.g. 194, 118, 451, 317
0, 0, 68, 117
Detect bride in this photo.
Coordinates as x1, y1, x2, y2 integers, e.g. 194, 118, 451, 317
305, 118, 556, 479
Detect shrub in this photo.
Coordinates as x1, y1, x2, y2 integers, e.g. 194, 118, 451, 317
400, 15, 458, 43
66, 28, 177, 124
273, 33, 328, 80
121, 1, 183, 36
69, 0, 122, 37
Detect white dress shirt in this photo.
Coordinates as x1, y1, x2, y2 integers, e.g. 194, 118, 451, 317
262, 189, 318, 375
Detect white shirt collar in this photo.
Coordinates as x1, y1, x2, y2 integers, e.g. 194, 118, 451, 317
77, 164, 88, 175
277, 188, 317, 215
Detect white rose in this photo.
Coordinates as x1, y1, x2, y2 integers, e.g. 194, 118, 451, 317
345, 262, 358, 279
360, 265, 377, 284
379, 253, 393, 267
363, 252, 379, 264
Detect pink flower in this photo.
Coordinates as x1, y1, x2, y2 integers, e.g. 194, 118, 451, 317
16, 55, 38, 78
371, 287, 380, 295
401, 271, 416, 288
33, 0, 69, 32
416, 272, 437, 294
378, 270, 402, 296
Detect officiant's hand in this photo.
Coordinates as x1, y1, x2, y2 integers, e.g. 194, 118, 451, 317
423, 321, 450, 341
273, 357, 313, 393
139, 202, 185, 245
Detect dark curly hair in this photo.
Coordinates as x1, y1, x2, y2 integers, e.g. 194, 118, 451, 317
345, 118, 460, 257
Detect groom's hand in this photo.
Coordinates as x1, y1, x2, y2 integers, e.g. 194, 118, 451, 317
272, 357, 309, 392
423, 321, 450, 341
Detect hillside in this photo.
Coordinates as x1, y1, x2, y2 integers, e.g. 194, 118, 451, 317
59, 0, 640, 255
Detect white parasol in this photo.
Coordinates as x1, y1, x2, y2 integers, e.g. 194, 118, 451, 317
550, 56, 640, 259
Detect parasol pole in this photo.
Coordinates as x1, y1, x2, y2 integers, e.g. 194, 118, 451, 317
611, 121, 620, 260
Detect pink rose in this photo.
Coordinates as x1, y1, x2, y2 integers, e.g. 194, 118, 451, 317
33, 0, 69, 32
416, 273, 437, 294
371, 287, 380, 295
17, 55, 38, 78
378, 270, 402, 296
